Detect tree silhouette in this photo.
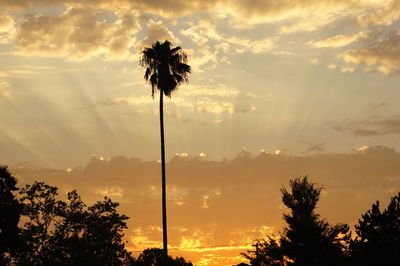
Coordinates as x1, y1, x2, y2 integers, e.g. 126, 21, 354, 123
0, 166, 22, 264
245, 177, 350, 265
350, 192, 400, 266
280, 177, 349, 266
15, 181, 133, 265
140, 40, 190, 255
135, 248, 193, 266
53, 190, 133, 265
17, 181, 64, 265
242, 237, 283, 266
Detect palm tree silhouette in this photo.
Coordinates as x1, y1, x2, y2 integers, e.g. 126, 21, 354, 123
140, 40, 190, 255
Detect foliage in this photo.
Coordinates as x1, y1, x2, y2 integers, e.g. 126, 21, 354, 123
134, 248, 193, 266
280, 177, 350, 266
16, 181, 64, 265
350, 192, 400, 266
242, 237, 283, 266
0, 166, 22, 264
245, 177, 350, 266
14, 181, 133, 265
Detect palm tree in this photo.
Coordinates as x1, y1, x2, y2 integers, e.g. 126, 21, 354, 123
140, 40, 190, 255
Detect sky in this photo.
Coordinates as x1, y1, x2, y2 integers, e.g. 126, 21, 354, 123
1, 0, 400, 265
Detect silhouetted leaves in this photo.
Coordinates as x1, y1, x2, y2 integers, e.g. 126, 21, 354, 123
140, 40, 190, 97
0, 166, 22, 264
135, 248, 193, 266
242, 237, 283, 266
280, 177, 350, 266
246, 177, 350, 266
14, 181, 133, 265
350, 192, 400, 266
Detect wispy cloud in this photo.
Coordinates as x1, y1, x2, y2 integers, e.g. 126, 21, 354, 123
309, 32, 367, 48
335, 117, 400, 137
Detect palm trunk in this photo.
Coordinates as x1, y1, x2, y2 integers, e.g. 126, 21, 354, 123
160, 90, 168, 256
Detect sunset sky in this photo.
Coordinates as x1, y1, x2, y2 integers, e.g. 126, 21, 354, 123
1, 1, 400, 265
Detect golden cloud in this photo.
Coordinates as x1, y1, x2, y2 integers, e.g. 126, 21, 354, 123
14, 7, 140, 60
0, 89, 11, 99
0, 80, 11, 88
95, 186, 124, 198
0, 13, 15, 43
1, 0, 393, 33
309, 31, 368, 48
357, 0, 400, 26
195, 100, 235, 114
112, 81, 251, 115
137, 20, 179, 50
339, 30, 400, 75
181, 18, 276, 72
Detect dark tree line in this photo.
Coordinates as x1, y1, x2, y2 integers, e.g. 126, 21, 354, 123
0, 166, 192, 265
244, 176, 400, 266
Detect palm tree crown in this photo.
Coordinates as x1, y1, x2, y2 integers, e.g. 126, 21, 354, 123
140, 40, 191, 97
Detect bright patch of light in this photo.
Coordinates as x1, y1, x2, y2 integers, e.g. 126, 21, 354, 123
356, 145, 369, 153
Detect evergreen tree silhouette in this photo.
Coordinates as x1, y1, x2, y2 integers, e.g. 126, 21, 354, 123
350, 192, 400, 266
245, 177, 350, 265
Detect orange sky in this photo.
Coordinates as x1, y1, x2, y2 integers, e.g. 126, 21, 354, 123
10, 146, 400, 265
2, 0, 400, 265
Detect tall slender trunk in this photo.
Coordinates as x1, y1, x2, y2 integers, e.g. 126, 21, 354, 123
160, 90, 168, 256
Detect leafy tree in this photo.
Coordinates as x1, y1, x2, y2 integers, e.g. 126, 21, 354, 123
135, 248, 193, 266
350, 192, 400, 266
245, 177, 350, 265
140, 40, 191, 255
280, 177, 349, 266
15, 181, 133, 265
0, 166, 22, 264
242, 237, 283, 266
53, 190, 134, 265
17, 181, 64, 265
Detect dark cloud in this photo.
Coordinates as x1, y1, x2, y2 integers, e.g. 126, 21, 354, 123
303, 143, 325, 153
368, 102, 386, 109
353, 128, 384, 137
335, 117, 400, 137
